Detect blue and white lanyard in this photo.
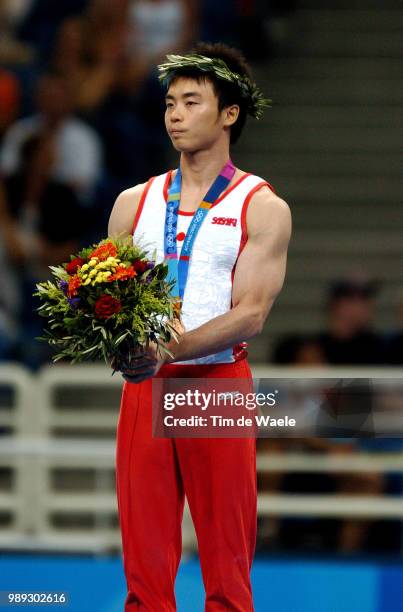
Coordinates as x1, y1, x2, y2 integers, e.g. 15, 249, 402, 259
164, 159, 236, 305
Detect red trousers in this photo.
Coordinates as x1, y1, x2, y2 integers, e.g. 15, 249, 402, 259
115, 359, 257, 611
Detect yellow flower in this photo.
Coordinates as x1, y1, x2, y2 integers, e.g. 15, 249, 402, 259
89, 258, 98, 267
104, 257, 120, 268
83, 278, 92, 286
96, 261, 109, 270
81, 264, 89, 272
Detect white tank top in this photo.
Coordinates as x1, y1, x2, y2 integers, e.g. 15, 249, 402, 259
132, 170, 274, 364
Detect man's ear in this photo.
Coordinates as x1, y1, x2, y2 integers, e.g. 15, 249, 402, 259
223, 104, 240, 127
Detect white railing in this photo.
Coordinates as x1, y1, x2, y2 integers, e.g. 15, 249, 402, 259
0, 363, 401, 553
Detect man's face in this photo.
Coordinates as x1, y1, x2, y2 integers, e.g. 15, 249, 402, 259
165, 77, 228, 152
331, 294, 375, 331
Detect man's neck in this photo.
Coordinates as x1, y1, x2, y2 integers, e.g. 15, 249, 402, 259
180, 145, 231, 190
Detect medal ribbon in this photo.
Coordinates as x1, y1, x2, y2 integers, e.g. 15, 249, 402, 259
164, 159, 236, 307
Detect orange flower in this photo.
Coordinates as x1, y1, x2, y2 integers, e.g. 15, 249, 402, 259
109, 265, 137, 282
67, 275, 82, 297
89, 241, 117, 261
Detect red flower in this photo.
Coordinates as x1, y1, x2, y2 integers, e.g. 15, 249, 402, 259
94, 295, 121, 319
67, 275, 81, 297
89, 242, 117, 261
132, 259, 149, 275
109, 265, 137, 282
66, 257, 86, 275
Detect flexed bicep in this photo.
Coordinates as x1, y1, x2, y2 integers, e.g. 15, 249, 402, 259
232, 189, 292, 327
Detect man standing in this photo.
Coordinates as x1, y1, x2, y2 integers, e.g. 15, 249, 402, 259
108, 42, 291, 611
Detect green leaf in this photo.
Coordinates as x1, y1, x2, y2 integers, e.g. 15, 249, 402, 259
81, 345, 99, 355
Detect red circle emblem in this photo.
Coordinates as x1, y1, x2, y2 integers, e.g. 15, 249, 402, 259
176, 232, 186, 241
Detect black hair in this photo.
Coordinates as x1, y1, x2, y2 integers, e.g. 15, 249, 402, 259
167, 42, 253, 144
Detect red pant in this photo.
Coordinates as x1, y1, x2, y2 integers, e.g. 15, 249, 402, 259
116, 359, 257, 611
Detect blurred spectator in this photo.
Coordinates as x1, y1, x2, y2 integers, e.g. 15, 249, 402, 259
0, 181, 21, 360
384, 289, 403, 364
0, 72, 101, 367
50, 0, 199, 214
258, 342, 357, 553
317, 276, 386, 365
256, 437, 349, 552
0, 2, 39, 120
52, 0, 130, 113
2, 134, 88, 265
17, 0, 88, 63
125, 0, 200, 124
259, 342, 326, 550
52, 0, 199, 112
0, 0, 35, 65
122, 0, 200, 172
128, 0, 199, 69
334, 436, 403, 555
272, 275, 386, 366
0, 69, 20, 135
0, 134, 88, 366
272, 334, 326, 365
1, 0, 34, 24
262, 307, 399, 555
0, 72, 101, 208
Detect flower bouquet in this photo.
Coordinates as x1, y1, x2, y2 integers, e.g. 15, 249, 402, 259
34, 237, 179, 369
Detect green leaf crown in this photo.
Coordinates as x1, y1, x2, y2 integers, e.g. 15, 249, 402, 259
158, 54, 271, 120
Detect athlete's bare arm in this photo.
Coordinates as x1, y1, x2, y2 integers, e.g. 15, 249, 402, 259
165, 186, 292, 362
108, 183, 146, 239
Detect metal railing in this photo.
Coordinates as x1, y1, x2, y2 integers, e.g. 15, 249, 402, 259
0, 363, 402, 553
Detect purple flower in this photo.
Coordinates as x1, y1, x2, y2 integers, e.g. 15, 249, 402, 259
136, 261, 156, 284
59, 280, 69, 296
67, 297, 81, 309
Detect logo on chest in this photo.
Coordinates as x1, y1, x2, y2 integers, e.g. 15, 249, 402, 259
211, 216, 238, 227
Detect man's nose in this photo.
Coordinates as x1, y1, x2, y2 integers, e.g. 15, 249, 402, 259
170, 106, 183, 122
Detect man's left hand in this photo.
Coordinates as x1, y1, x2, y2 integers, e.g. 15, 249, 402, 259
115, 319, 184, 383
117, 342, 165, 384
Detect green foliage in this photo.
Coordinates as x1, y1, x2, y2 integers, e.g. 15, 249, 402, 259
34, 237, 179, 365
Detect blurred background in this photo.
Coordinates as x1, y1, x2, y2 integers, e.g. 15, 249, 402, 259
0, 0, 402, 611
